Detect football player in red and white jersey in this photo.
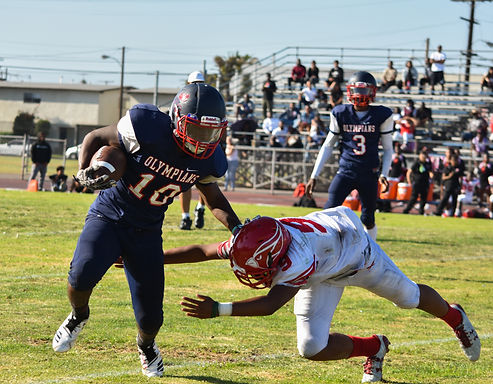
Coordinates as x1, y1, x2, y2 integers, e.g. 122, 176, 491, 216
455, 171, 480, 217
165, 206, 481, 383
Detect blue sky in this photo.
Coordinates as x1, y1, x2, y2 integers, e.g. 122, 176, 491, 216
1, 0, 492, 88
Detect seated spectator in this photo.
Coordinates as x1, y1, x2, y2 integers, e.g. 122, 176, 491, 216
481, 67, 493, 93
419, 58, 432, 94
416, 102, 433, 127
392, 107, 402, 132
393, 116, 416, 153
313, 89, 329, 111
389, 142, 408, 181
402, 99, 417, 118
310, 114, 327, 144
304, 134, 320, 162
268, 134, 282, 148
287, 58, 306, 90
471, 129, 490, 159
455, 171, 480, 217
380, 61, 398, 92
49, 166, 68, 192
327, 60, 344, 85
271, 120, 290, 147
286, 126, 303, 149
280, 102, 300, 128
328, 81, 343, 110
235, 93, 255, 120
298, 80, 317, 108
397, 60, 418, 91
307, 60, 319, 86
475, 152, 493, 204
299, 105, 316, 128
262, 111, 280, 135
463, 109, 488, 141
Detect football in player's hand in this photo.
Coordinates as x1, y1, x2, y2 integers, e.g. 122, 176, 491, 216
90, 145, 127, 182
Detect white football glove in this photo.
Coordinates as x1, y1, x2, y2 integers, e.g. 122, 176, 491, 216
75, 164, 116, 190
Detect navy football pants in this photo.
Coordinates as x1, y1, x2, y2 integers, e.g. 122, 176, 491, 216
324, 169, 379, 228
68, 214, 164, 334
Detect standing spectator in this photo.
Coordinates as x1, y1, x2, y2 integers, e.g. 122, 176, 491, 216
475, 152, 493, 204
224, 136, 239, 192
403, 150, 433, 215
307, 60, 320, 86
261, 72, 277, 119
380, 61, 398, 92
389, 143, 407, 181
430, 45, 446, 93
49, 165, 68, 192
29, 132, 52, 191
51, 83, 242, 378
419, 58, 432, 94
435, 154, 463, 217
305, 71, 394, 240
463, 109, 488, 141
397, 60, 418, 91
481, 67, 493, 93
298, 80, 317, 108
328, 60, 344, 85
262, 111, 280, 135
328, 81, 343, 110
280, 102, 300, 128
287, 58, 306, 90
235, 93, 255, 120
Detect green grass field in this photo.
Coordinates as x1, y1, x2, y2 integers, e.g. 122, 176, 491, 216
0, 189, 492, 384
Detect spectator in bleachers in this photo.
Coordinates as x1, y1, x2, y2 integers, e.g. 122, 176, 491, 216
307, 60, 320, 87
310, 113, 327, 144
455, 171, 480, 217
235, 93, 255, 120
463, 109, 488, 141
298, 80, 317, 108
389, 143, 407, 181
403, 150, 433, 215
471, 129, 490, 160
271, 120, 290, 147
287, 58, 306, 90
286, 126, 304, 149
393, 116, 416, 153
419, 58, 432, 94
328, 81, 344, 110
416, 102, 434, 138
327, 60, 344, 85
403, 99, 417, 118
475, 152, 493, 205
397, 60, 418, 92
280, 102, 300, 128
313, 89, 329, 111
435, 154, 463, 217
392, 107, 402, 132
261, 72, 277, 119
299, 105, 316, 129
304, 135, 320, 162
480, 67, 493, 94
262, 111, 280, 135
430, 45, 446, 93
268, 134, 282, 148
380, 61, 398, 92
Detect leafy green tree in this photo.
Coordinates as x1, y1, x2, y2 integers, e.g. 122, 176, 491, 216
35, 119, 51, 136
12, 112, 35, 136
214, 52, 257, 100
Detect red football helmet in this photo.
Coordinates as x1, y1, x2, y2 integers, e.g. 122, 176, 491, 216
346, 71, 377, 108
170, 83, 228, 159
230, 216, 292, 289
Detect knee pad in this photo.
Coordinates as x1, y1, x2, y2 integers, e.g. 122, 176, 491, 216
297, 336, 326, 358
393, 281, 420, 309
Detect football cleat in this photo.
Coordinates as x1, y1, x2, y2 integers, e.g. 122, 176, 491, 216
361, 335, 390, 383
52, 310, 89, 352
179, 217, 192, 230
194, 207, 205, 229
451, 304, 481, 361
138, 339, 164, 377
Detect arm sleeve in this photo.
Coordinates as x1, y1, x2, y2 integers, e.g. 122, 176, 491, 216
380, 132, 393, 178
117, 112, 141, 154
309, 131, 338, 179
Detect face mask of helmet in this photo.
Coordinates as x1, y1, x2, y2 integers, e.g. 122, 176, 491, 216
174, 113, 227, 159
347, 81, 376, 108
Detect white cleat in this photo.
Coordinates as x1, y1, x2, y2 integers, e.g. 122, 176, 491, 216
451, 304, 481, 362
361, 335, 390, 383
52, 311, 89, 352
138, 339, 164, 377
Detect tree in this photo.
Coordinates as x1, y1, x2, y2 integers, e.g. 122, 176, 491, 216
214, 52, 257, 101
35, 119, 51, 136
12, 112, 35, 136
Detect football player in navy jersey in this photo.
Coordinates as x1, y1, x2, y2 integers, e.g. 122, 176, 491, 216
52, 83, 242, 377
305, 71, 394, 240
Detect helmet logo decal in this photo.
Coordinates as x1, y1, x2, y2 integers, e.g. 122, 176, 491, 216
179, 93, 190, 103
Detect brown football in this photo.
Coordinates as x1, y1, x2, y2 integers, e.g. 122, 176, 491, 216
90, 145, 127, 182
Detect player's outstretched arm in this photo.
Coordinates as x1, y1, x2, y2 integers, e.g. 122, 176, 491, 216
181, 284, 300, 319
163, 243, 222, 264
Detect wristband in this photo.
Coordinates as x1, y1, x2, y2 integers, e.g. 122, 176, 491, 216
217, 302, 233, 316
231, 224, 242, 235
211, 301, 219, 318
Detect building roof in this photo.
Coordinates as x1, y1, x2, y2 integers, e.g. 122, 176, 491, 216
127, 87, 180, 95
0, 81, 125, 92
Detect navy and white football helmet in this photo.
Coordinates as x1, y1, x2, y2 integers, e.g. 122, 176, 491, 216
346, 71, 377, 108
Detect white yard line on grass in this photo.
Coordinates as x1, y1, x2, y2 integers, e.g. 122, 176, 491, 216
28, 334, 492, 384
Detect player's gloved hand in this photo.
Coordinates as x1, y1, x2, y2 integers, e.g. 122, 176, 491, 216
113, 256, 124, 269
305, 178, 316, 199
74, 165, 116, 190
379, 176, 389, 194
181, 294, 216, 319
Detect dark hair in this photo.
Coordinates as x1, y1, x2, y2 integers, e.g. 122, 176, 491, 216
56, 166, 65, 172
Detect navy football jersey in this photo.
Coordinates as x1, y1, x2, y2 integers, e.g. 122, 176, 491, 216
331, 104, 393, 171
89, 104, 227, 228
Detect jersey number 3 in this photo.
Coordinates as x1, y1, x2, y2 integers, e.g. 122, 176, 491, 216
352, 134, 366, 155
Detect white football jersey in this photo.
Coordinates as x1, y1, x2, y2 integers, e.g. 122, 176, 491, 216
272, 206, 374, 288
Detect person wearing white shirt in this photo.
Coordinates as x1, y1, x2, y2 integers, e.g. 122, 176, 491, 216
298, 80, 317, 107
262, 111, 280, 135
429, 45, 446, 92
